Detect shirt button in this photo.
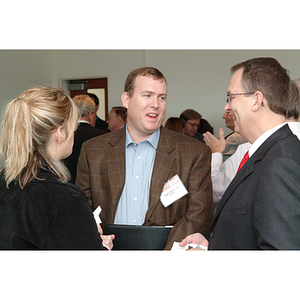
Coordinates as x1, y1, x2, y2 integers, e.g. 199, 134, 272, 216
134, 197, 137, 201
136, 176, 139, 179
210, 231, 215, 238
133, 220, 136, 223
138, 156, 141, 159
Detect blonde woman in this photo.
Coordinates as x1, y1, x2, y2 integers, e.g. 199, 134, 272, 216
0, 87, 113, 249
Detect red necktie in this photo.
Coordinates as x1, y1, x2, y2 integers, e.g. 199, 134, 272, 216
237, 151, 249, 173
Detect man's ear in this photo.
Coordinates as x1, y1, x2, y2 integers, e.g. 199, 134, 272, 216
252, 91, 265, 112
87, 111, 94, 124
121, 92, 129, 109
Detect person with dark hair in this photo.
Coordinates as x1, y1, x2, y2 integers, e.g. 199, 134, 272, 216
180, 57, 300, 250
87, 93, 109, 132
197, 118, 214, 135
0, 87, 114, 249
179, 109, 204, 142
76, 67, 214, 250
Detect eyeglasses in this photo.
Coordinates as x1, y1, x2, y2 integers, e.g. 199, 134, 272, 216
226, 92, 255, 103
187, 121, 199, 128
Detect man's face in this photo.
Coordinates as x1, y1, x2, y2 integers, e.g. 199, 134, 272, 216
184, 118, 200, 137
225, 68, 251, 135
222, 111, 235, 131
122, 75, 167, 142
107, 109, 119, 131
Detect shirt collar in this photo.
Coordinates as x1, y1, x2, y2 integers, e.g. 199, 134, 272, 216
79, 120, 90, 125
125, 125, 160, 149
249, 123, 286, 157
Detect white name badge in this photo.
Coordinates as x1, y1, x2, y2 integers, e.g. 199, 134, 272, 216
160, 174, 188, 207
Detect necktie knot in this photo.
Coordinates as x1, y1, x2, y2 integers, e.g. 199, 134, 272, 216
237, 151, 249, 173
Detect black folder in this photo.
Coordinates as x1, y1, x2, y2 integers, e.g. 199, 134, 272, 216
104, 224, 172, 250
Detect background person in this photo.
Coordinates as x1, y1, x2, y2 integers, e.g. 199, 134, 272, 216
106, 106, 127, 131
164, 117, 185, 134
63, 94, 107, 184
87, 93, 109, 132
179, 109, 204, 142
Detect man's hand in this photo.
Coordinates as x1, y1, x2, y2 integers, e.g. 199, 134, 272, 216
179, 233, 209, 250
97, 223, 103, 235
101, 234, 115, 250
203, 128, 226, 154
97, 223, 115, 250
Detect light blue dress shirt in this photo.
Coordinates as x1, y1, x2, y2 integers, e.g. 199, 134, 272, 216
114, 126, 160, 225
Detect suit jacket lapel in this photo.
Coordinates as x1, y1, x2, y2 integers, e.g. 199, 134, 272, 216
213, 155, 254, 222
144, 127, 176, 222
212, 124, 293, 227
105, 128, 126, 215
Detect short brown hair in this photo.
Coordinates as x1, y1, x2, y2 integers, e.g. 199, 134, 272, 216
179, 109, 202, 122
286, 80, 300, 120
124, 67, 167, 97
231, 57, 290, 117
164, 117, 185, 133
112, 106, 127, 121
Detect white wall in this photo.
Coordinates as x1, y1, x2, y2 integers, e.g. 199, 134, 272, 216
0, 50, 53, 112
1, 50, 300, 138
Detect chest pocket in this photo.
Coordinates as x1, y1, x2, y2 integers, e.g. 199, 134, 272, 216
227, 205, 248, 216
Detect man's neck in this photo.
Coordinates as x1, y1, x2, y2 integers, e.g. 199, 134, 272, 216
126, 124, 154, 144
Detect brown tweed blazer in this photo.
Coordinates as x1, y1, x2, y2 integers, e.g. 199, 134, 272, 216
76, 126, 214, 250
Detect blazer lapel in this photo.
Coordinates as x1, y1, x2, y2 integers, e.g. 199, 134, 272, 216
213, 156, 254, 222
105, 128, 126, 215
144, 127, 176, 222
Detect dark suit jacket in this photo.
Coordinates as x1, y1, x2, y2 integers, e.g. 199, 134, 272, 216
95, 117, 109, 132
64, 122, 106, 184
209, 125, 300, 250
76, 126, 214, 250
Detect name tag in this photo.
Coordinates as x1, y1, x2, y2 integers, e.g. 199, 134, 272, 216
160, 175, 188, 207
93, 206, 102, 224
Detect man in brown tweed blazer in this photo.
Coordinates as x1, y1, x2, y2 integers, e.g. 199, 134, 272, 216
76, 67, 214, 250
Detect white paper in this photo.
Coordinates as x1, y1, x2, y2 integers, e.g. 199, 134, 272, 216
171, 242, 208, 251
93, 206, 102, 224
160, 174, 188, 207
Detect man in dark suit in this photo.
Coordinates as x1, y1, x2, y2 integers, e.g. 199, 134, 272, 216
76, 67, 214, 250
87, 93, 110, 132
180, 57, 300, 250
64, 94, 106, 184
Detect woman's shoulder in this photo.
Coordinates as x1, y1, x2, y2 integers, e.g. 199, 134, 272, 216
29, 169, 87, 203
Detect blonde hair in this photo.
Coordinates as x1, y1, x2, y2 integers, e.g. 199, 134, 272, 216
0, 87, 79, 188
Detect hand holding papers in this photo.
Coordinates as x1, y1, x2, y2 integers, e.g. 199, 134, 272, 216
93, 206, 103, 234
171, 242, 208, 251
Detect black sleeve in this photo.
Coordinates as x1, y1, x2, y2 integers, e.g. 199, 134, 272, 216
46, 192, 107, 250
